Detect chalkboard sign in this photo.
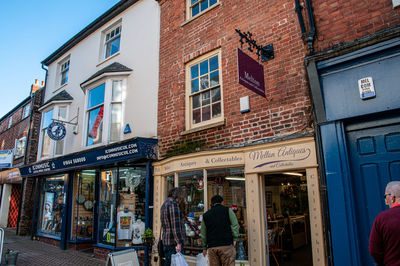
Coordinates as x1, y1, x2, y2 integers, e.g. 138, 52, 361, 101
106, 249, 139, 266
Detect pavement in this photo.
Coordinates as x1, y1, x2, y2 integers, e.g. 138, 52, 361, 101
0, 229, 105, 266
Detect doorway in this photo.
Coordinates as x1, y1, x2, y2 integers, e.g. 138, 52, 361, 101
345, 116, 400, 266
264, 171, 312, 266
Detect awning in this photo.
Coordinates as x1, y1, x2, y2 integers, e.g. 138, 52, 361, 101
0, 168, 22, 184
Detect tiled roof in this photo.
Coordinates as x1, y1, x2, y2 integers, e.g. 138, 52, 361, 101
81, 62, 132, 87
43, 90, 73, 106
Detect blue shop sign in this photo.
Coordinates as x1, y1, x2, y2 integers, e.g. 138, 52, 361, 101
20, 138, 157, 177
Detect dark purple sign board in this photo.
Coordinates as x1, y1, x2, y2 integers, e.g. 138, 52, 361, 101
237, 48, 265, 97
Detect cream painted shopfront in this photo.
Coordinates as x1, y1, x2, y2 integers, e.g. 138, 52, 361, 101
153, 137, 326, 266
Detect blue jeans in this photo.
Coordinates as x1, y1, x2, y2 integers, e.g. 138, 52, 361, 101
163, 245, 184, 266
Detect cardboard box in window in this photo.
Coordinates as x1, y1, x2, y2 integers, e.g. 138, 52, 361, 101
118, 193, 136, 213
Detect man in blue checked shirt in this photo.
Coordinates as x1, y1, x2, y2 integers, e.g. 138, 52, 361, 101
160, 187, 186, 266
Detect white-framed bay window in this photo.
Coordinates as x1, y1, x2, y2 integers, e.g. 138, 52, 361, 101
84, 78, 126, 147
185, 49, 223, 130
39, 105, 68, 159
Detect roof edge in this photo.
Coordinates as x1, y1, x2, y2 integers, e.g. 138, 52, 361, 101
41, 0, 139, 66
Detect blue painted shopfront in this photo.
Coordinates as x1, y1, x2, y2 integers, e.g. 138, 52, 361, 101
20, 138, 157, 264
312, 37, 400, 266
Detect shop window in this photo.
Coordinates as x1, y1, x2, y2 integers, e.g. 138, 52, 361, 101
186, 50, 223, 130
37, 175, 65, 237
71, 170, 95, 240
206, 168, 248, 260
98, 166, 146, 248
173, 168, 248, 260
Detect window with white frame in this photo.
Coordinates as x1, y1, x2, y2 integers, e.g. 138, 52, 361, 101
85, 79, 125, 147
14, 137, 27, 157
23, 104, 30, 119
40, 106, 67, 159
186, 50, 222, 129
59, 59, 70, 86
188, 0, 218, 18
104, 25, 121, 59
8, 116, 12, 129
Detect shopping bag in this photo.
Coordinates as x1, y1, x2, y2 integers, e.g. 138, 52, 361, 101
196, 253, 208, 266
171, 252, 189, 266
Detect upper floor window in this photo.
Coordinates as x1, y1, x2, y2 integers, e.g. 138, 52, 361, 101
85, 79, 125, 147
186, 50, 222, 129
59, 58, 70, 86
23, 104, 31, 119
8, 116, 12, 129
189, 0, 218, 17
40, 106, 68, 159
104, 25, 121, 59
14, 137, 27, 157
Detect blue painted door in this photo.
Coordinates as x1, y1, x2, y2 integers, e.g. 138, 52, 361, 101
346, 119, 400, 266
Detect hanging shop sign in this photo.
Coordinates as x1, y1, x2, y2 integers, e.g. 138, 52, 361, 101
47, 121, 67, 141
0, 150, 13, 168
237, 49, 266, 97
20, 138, 157, 177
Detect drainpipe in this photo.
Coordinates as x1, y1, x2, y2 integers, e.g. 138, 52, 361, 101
295, 0, 316, 52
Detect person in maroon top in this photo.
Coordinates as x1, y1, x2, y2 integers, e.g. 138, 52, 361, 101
369, 181, 400, 266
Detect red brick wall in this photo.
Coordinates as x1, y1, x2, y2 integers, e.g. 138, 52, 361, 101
158, 0, 312, 158
312, 0, 400, 52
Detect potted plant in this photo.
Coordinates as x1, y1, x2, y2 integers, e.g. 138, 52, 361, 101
4, 249, 18, 266
142, 228, 154, 246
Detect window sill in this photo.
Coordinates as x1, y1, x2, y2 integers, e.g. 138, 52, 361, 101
181, 2, 221, 27
181, 119, 225, 136
96, 52, 120, 67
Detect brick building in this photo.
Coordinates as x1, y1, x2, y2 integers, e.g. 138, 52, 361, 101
304, 0, 400, 265
0, 79, 44, 235
153, 0, 326, 265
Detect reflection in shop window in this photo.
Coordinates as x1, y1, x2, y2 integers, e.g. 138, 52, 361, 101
117, 167, 146, 247
178, 171, 204, 256
37, 175, 65, 237
71, 170, 95, 240
175, 168, 248, 260
98, 169, 117, 246
207, 168, 248, 260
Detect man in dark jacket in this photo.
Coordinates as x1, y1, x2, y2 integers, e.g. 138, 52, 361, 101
201, 195, 239, 266
160, 187, 186, 266
369, 181, 400, 265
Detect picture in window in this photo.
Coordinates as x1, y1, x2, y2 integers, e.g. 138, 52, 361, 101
87, 83, 105, 146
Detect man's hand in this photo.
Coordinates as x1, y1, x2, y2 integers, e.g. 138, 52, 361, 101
202, 250, 207, 257
176, 243, 182, 253
233, 241, 237, 247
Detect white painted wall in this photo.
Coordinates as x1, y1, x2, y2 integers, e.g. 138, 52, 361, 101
38, 0, 160, 160
0, 184, 12, 227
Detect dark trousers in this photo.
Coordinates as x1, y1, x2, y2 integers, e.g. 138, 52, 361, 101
163, 245, 176, 266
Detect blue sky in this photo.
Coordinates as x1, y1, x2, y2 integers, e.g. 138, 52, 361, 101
0, 0, 121, 118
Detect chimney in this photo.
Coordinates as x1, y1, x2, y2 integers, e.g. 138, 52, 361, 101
31, 79, 45, 94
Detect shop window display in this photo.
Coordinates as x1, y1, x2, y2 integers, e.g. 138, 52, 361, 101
174, 168, 248, 260
207, 168, 248, 260
98, 167, 146, 248
37, 175, 65, 237
71, 170, 95, 240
